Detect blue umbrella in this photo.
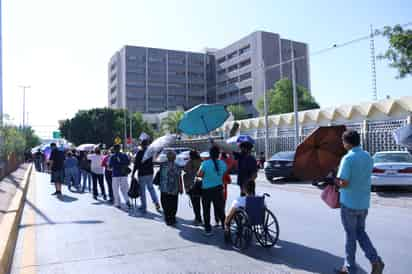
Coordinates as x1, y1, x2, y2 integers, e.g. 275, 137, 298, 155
178, 104, 230, 136
226, 135, 255, 145
393, 125, 412, 150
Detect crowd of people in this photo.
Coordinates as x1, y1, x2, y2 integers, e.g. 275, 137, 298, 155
37, 129, 385, 274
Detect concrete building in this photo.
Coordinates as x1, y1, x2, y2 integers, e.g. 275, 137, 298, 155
108, 31, 310, 117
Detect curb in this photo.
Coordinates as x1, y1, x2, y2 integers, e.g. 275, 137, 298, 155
0, 164, 33, 274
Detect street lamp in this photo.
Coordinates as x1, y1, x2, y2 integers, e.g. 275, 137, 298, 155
19, 85, 30, 128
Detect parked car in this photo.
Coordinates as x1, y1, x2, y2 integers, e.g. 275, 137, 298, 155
264, 151, 295, 182
175, 150, 191, 167
372, 151, 412, 187
155, 147, 191, 164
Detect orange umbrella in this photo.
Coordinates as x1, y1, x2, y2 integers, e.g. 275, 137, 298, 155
293, 125, 347, 181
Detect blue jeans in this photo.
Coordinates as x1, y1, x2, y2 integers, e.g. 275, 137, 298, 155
65, 167, 80, 188
139, 175, 159, 211
80, 169, 91, 191
340, 205, 381, 273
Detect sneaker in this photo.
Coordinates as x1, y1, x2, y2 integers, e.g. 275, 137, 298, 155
333, 267, 348, 274
51, 191, 59, 196
224, 230, 231, 243
193, 219, 202, 226
103, 195, 107, 201
126, 201, 131, 208
371, 260, 385, 274
155, 203, 162, 213
204, 230, 213, 237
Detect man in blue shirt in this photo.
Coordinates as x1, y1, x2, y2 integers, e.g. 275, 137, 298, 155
335, 130, 384, 274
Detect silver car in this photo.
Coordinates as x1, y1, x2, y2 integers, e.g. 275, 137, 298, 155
372, 151, 412, 187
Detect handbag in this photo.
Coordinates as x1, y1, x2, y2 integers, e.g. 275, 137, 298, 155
128, 177, 140, 198
188, 177, 202, 196
321, 184, 340, 209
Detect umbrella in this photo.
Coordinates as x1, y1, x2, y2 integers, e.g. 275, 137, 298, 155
77, 143, 96, 151
226, 135, 255, 145
393, 125, 412, 150
142, 134, 176, 162
178, 104, 230, 136
293, 125, 347, 181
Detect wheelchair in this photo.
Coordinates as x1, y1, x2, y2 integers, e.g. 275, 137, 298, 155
227, 193, 279, 250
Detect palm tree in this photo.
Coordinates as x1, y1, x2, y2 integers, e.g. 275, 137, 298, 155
161, 111, 184, 134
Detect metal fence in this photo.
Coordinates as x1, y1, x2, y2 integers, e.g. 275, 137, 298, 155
175, 118, 410, 156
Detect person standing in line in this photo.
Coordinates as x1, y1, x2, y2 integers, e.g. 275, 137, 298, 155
233, 142, 258, 196
88, 147, 106, 200
109, 144, 131, 209
64, 151, 80, 191
258, 151, 266, 169
102, 149, 114, 204
197, 146, 227, 236
79, 151, 92, 192
48, 143, 65, 196
159, 151, 183, 226
214, 152, 235, 227
183, 150, 203, 225
132, 139, 161, 214
334, 130, 384, 274
34, 149, 44, 172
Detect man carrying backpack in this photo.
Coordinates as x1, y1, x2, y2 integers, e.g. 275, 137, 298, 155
109, 144, 131, 209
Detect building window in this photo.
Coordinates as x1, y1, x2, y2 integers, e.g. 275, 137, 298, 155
126, 81, 145, 88
191, 83, 204, 89
148, 82, 165, 87
128, 55, 137, 61
110, 98, 117, 105
228, 64, 237, 73
169, 83, 186, 88
227, 51, 237, 60
217, 69, 225, 75
242, 100, 253, 107
169, 59, 185, 65
239, 58, 251, 68
110, 86, 116, 93
110, 63, 116, 71
239, 45, 251, 55
218, 81, 227, 87
217, 57, 226, 64
240, 86, 252, 94
149, 56, 164, 63
189, 72, 203, 79
239, 72, 251, 81
228, 77, 238, 84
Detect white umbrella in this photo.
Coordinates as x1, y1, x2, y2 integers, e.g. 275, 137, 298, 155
77, 143, 96, 152
142, 134, 176, 162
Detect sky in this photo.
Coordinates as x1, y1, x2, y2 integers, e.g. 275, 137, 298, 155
2, 0, 412, 138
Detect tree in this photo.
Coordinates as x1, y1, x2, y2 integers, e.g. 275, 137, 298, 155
59, 108, 155, 146
257, 78, 320, 115
378, 24, 412, 78
161, 111, 184, 134
227, 104, 248, 121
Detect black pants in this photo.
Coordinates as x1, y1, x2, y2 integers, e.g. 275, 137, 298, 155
104, 170, 113, 202
214, 199, 226, 224
202, 185, 225, 232
91, 173, 106, 198
189, 194, 202, 222
161, 193, 178, 224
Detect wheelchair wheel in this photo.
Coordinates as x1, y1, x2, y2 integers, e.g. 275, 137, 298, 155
229, 210, 252, 250
254, 208, 279, 248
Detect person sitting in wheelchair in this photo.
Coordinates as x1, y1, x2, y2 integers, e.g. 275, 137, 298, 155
224, 180, 256, 241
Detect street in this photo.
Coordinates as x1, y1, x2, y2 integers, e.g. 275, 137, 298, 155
9, 171, 412, 274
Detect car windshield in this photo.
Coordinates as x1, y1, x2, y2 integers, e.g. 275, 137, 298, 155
270, 151, 295, 161
373, 153, 412, 163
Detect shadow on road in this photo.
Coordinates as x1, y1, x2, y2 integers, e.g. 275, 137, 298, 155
19, 219, 104, 228
375, 186, 412, 197
175, 222, 367, 274
57, 194, 78, 203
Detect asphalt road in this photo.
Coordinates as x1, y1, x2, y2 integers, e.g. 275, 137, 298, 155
9, 171, 412, 274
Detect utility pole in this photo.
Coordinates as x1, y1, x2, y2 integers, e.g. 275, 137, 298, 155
19, 85, 30, 128
370, 24, 378, 101
262, 60, 269, 160
290, 42, 300, 148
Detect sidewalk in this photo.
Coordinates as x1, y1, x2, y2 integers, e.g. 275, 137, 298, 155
0, 164, 29, 223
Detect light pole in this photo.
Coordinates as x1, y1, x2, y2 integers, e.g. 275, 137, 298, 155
19, 85, 30, 128
290, 43, 300, 147
262, 60, 269, 160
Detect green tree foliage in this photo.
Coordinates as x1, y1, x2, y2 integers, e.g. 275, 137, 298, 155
161, 111, 184, 134
378, 25, 412, 78
257, 78, 320, 115
227, 104, 248, 121
59, 108, 154, 146
0, 123, 40, 159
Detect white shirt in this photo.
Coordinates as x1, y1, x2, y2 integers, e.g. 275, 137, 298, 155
87, 154, 104, 174
231, 196, 246, 209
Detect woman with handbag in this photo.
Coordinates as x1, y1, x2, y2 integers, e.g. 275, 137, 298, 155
197, 146, 227, 236
183, 150, 203, 225
159, 151, 183, 226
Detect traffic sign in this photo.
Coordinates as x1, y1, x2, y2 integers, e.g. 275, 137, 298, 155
52, 131, 61, 139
